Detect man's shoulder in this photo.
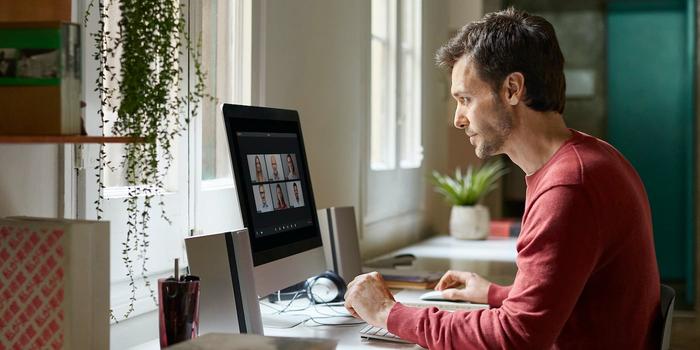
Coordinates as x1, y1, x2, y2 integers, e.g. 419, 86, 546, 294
535, 144, 585, 189
533, 132, 624, 192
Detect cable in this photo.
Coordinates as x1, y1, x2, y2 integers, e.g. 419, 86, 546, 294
276, 291, 313, 314
311, 302, 352, 317
259, 286, 363, 329
264, 318, 307, 329
259, 290, 312, 315
259, 301, 284, 312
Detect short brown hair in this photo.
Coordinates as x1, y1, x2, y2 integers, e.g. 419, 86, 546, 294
436, 8, 566, 113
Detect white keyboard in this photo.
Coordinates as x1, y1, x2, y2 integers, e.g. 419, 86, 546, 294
358, 301, 488, 343
401, 301, 488, 311
359, 324, 412, 344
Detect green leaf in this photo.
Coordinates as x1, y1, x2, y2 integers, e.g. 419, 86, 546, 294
430, 158, 508, 206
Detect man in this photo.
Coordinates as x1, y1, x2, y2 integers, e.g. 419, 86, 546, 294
291, 182, 303, 207
344, 8, 660, 349
270, 155, 281, 181
257, 185, 271, 213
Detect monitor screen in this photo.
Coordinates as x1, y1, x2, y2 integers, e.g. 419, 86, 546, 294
241, 133, 311, 234
223, 104, 323, 267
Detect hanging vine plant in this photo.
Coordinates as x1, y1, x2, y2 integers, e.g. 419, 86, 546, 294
86, 0, 207, 321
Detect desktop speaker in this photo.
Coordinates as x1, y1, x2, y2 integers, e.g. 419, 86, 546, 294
184, 229, 264, 335
317, 206, 363, 283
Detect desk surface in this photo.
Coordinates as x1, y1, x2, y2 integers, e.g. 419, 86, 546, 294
368, 235, 518, 286
261, 306, 419, 350
261, 288, 491, 350
130, 236, 517, 350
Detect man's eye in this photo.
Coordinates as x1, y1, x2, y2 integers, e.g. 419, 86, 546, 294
461, 97, 470, 104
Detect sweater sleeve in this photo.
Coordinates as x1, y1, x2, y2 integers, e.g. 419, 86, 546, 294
386, 185, 602, 349
487, 283, 512, 308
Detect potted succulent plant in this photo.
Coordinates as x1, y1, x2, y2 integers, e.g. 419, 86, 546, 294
431, 159, 507, 240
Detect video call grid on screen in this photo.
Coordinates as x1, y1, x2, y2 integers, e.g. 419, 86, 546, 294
238, 132, 313, 238
247, 154, 305, 212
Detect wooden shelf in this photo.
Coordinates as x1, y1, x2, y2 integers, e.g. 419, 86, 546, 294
0, 135, 146, 144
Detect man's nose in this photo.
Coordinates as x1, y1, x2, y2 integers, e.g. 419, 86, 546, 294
454, 108, 468, 129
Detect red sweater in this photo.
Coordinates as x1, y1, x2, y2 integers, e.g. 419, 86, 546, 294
387, 130, 661, 349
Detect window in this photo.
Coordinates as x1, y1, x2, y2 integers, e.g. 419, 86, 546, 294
370, 0, 422, 170
200, 0, 251, 182
81, 1, 251, 344
193, 0, 250, 234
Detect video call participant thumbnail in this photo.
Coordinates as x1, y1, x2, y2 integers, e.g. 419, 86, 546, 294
272, 183, 290, 210
253, 184, 273, 213
247, 154, 269, 183
266, 154, 283, 181
283, 154, 299, 180
286, 181, 304, 208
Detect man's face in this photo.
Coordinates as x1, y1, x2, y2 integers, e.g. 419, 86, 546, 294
259, 185, 267, 203
293, 184, 299, 200
451, 56, 513, 159
271, 157, 278, 175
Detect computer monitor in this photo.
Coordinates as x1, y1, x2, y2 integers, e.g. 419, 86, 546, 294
222, 103, 327, 296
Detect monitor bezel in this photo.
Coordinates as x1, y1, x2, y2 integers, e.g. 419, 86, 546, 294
222, 103, 324, 267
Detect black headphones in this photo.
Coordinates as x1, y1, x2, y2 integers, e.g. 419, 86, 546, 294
304, 270, 347, 304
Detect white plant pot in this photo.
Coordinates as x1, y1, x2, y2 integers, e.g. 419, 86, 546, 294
449, 205, 490, 240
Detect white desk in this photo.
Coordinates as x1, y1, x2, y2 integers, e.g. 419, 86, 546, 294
260, 301, 419, 350
130, 236, 517, 349
367, 235, 518, 286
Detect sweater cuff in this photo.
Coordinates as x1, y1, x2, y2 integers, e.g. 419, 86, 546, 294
487, 283, 512, 308
386, 302, 422, 343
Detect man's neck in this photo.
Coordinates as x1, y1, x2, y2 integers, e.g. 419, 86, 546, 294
502, 109, 572, 176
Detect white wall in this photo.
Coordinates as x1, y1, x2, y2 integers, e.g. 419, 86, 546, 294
0, 145, 60, 217
260, 0, 366, 214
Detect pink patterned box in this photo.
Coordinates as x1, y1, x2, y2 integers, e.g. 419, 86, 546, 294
0, 217, 109, 350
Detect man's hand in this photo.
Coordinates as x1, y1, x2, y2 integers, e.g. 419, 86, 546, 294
434, 270, 491, 304
344, 272, 396, 329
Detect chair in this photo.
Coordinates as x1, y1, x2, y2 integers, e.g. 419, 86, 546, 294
659, 284, 676, 350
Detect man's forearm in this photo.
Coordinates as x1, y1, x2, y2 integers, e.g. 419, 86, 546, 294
487, 283, 512, 308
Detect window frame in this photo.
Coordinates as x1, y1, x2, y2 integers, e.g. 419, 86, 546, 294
370, 0, 422, 171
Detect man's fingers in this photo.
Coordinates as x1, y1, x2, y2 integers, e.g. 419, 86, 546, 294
347, 306, 360, 319
344, 302, 360, 319
441, 288, 470, 301
436, 272, 460, 290
435, 273, 452, 290
344, 294, 359, 318
441, 288, 456, 299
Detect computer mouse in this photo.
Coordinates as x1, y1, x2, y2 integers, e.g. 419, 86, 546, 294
419, 290, 450, 301
392, 253, 416, 267
394, 253, 416, 260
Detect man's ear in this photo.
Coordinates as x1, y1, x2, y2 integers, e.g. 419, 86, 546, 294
502, 72, 525, 106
